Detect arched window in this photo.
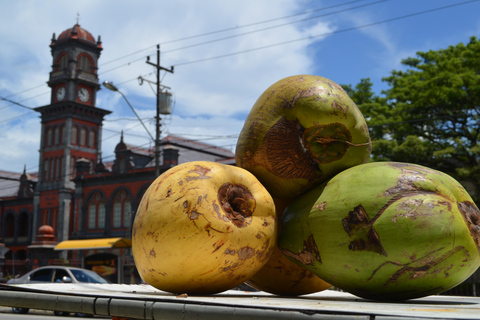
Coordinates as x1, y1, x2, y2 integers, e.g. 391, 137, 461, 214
46, 127, 52, 147
70, 156, 76, 178
49, 158, 54, 181
77, 54, 93, 74
112, 190, 131, 228
87, 193, 105, 229
44, 159, 49, 182
18, 212, 29, 239
88, 129, 96, 148
55, 157, 62, 181
118, 157, 126, 173
55, 52, 69, 71
71, 125, 78, 145
54, 126, 60, 145
80, 127, 87, 146
60, 125, 66, 145
54, 158, 58, 180
5, 213, 14, 238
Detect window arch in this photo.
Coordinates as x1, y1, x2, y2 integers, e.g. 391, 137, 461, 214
88, 129, 96, 148
18, 212, 29, 239
5, 213, 15, 238
71, 125, 78, 145
77, 53, 94, 74
87, 192, 106, 230
80, 127, 87, 146
55, 52, 69, 71
112, 190, 132, 229
55, 157, 62, 181
54, 126, 60, 145
46, 127, 52, 147
60, 125, 66, 145
44, 159, 50, 182
70, 156, 76, 178
49, 158, 54, 181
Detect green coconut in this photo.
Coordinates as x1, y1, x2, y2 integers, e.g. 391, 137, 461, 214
235, 74, 371, 199
278, 162, 480, 301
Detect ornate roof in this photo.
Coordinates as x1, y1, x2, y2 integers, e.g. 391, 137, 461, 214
57, 23, 96, 43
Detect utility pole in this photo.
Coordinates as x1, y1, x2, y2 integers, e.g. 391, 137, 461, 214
146, 45, 174, 177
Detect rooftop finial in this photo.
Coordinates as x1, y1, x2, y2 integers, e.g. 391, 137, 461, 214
76, 12, 80, 25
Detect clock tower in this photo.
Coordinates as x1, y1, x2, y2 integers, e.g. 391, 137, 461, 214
33, 23, 111, 243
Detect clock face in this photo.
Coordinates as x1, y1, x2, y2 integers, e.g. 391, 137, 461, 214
56, 86, 65, 101
78, 87, 90, 103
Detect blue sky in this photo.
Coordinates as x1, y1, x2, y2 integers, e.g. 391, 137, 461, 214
1, 0, 479, 174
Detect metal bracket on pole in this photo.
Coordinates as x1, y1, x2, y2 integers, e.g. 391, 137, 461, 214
144, 45, 174, 177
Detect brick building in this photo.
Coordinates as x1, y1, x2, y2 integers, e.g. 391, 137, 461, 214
0, 23, 234, 283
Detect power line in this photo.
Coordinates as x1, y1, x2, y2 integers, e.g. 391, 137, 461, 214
4, 0, 477, 104
99, 0, 369, 67
97, 0, 388, 76
0, 96, 35, 110
0, 111, 36, 124
7, 0, 368, 111
2, 0, 478, 124
163, 0, 387, 55
174, 0, 480, 66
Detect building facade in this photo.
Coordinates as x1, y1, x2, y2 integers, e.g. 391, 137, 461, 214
0, 24, 235, 283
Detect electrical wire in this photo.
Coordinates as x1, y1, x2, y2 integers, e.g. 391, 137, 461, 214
99, 0, 369, 67
174, 0, 480, 66
4, 0, 474, 109
4, 0, 478, 105
98, 0, 389, 75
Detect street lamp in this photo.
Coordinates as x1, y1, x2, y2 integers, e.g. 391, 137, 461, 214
102, 81, 159, 173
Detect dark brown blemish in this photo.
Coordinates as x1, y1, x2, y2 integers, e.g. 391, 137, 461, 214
457, 201, 480, 253
224, 249, 235, 255
183, 199, 202, 220
212, 239, 226, 253
254, 117, 320, 181
303, 122, 369, 165
342, 205, 387, 256
383, 174, 423, 197
282, 234, 321, 265
166, 188, 173, 197
238, 246, 255, 260
212, 202, 222, 219
331, 100, 348, 118
218, 183, 255, 228
150, 249, 156, 258
279, 82, 323, 109
189, 210, 200, 220
368, 246, 468, 287
254, 238, 272, 264
185, 165, 212, 182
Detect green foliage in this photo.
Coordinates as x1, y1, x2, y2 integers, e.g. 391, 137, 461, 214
343, 36, 480, 202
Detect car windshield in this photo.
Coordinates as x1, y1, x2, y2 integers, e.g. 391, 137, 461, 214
70, 269, 108, 284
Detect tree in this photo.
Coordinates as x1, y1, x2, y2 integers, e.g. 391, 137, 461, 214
343, 36, 480, 202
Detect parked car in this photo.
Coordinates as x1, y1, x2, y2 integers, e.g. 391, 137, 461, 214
7, 266, 108, 316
